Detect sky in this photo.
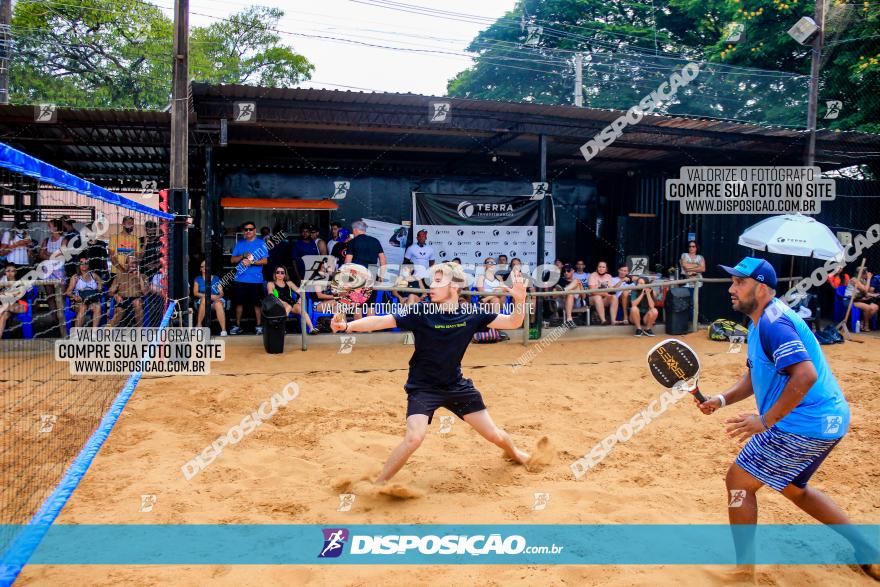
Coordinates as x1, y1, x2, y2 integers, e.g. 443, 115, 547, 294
167, 0, 519, 96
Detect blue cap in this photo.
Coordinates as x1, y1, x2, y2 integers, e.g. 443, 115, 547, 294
337, 228, 350, 241
719, 257, 777, 288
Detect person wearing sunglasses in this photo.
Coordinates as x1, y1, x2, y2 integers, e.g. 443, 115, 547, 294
266, 266, 316, 334
229, 221, 268, 335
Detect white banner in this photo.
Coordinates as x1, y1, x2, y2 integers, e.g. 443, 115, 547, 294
363, 218, 409, 267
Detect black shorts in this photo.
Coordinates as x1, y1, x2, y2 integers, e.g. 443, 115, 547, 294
405, 379, 487, 424
232, 281, 264, 307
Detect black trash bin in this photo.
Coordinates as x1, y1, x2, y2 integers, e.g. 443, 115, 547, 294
666, 287, 693, 335
261, 295, 287, 354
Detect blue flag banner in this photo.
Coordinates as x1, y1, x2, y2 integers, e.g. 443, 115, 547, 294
1, 524, 878, 566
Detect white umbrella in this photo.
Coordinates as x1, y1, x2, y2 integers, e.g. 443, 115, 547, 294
738, 214, 844, 261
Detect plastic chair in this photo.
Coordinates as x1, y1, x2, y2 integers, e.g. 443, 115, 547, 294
832, 285, 868, 331
3, 287, 39, 339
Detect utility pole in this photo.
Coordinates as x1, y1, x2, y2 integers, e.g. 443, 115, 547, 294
805, 0, 826, 167
170, 0, 190, 324
0, 0, 12, 105
573, 53, 583, 107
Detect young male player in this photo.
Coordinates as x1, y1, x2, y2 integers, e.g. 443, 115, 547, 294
331, 262, 534, 484
698, 257, 878, 580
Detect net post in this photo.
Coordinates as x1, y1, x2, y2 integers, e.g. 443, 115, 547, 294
522, 291, 530, 346
55, 286, 66, 337
169, 188, 190, 327
301, 281, 309, 351
692, 278, 700, 333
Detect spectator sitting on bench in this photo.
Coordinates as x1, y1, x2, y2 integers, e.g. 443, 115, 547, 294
556, 264, 585, 323
108, 256, 147, 327
609, 264, 634, 325
0, 264, 29, 335
267, 265, 316, 334
588, 261, 615, 325
193, 260, 227, 336
393, 264, 425, 306
476, 257, 505, 313
630, 277, 658, 337
850, 267, 878, 332
66, 257, 104, 328
508, 257, 536, 323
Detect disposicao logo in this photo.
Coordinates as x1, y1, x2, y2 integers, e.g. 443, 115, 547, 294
318, 528, 349, 558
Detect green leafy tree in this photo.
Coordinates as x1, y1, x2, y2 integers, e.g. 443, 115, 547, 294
9, 1, 313, 109
448, 0, 878, 131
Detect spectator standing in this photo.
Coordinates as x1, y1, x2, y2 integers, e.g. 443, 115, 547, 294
229, 221, 268, 335
291, 223, 319, 283
680, 240, 706, 286
108, 216, 141, 286
404, 229, 435, 280
330, 228, 352, 268
327, 222, 343, 252
1, 220, 33, 275
39, 218, 67, 320
83, 224, 111, 283
345, 219, 386, 318
310, 226, 328, 255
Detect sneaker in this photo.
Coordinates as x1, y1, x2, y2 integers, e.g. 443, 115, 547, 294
220, 330, 228, 337
229, 325, 242, 335
643, 329, 656, 337
255, 326, 264, 335
634, 329, 644, 337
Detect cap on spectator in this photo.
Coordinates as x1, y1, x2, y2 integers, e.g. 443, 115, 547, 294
122, 215, 134, 222
14, 219, 28, 229
719, 257, 778, 289
417, 229, 428, 236
562, 264, 573, 272
337, 228, 350, 241
145, 220, 157, 229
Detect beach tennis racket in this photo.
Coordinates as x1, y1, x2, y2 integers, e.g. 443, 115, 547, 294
647, 338, 707, 404
330, 263, 374, 314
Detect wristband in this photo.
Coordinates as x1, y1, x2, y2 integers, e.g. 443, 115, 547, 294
715, 394, 726, 408
759, 414, 769, 430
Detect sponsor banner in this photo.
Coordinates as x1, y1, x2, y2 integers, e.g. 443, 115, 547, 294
364, 218, 409, 267
7, 524, 878, 565
413, 193, 556, 266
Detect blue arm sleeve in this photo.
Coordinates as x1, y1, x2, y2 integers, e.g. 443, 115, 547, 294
760, 314, 811, 372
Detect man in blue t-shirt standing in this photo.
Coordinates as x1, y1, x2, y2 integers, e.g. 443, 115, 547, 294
331, 262, 545, 488
229, 221, 268, 335
699, 257, 877, 580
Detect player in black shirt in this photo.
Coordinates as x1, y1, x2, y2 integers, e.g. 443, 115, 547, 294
332, 261, 534, 485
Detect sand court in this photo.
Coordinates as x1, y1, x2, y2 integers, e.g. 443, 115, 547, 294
14, 333, 880, 585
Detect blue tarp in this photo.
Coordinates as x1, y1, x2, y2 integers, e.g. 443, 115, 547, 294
0, 142, 173, 220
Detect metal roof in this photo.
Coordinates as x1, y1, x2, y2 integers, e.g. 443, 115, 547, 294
0, 83, 877, 188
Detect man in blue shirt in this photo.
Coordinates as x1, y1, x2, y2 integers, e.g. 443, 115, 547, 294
229, 221, 268, 335
331, 262, 545, 489
699, 257, 877, 580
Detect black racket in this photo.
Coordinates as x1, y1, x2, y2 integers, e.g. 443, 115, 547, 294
647, 338, 707, 404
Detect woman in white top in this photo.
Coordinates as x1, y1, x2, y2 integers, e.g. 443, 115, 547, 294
39, 218, 68, 319
680, 241, 706, 287
476, 257, 505, 313
65, 257, 104, 328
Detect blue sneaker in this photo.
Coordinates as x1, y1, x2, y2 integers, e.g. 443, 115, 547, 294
229, 325, 242, 335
